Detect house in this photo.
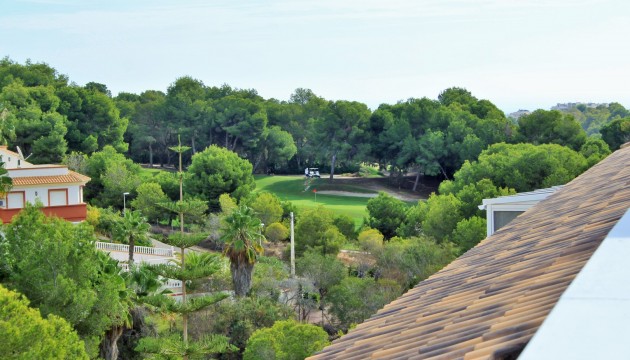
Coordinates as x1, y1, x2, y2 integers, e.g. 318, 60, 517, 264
479, 186, 561, 237
0, 146, 90, 223
309, 143, 630, 359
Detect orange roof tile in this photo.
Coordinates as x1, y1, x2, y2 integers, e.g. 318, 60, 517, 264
309, 145, 630, 360
11, 170, 90, 186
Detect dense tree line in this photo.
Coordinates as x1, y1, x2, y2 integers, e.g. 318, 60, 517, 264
3, 58, 625, 180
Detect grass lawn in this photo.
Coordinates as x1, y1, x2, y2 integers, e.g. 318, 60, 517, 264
255, 175, 372, 227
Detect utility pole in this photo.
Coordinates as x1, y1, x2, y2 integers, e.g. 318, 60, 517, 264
290, 211, 295, 278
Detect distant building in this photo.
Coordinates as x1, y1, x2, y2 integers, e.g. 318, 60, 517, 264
508, 109, 531, 120
0, 146, 90, 223
551, 102, 609, 111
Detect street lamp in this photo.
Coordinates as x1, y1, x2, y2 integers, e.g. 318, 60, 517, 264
123, 192, 130, 214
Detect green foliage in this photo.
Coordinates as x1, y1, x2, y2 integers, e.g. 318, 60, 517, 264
446, 142, 588, 193
600, 117, 630, 150
219, 193, 238, 215
365, 192, 407, 239
251, 256, 290, 299
451, 216, 487, 253
114, 210, 152, 263
579, 136, 611, 167
333, 214, 357, 240
0, 204, 129, 356
187, 145, 255, 211
265, 222, 289, 242
207, 297, 294, 354
136, 333, 235, 360
0, 285, 88, 360
85, 145, 142, 207
294, 206, 346, 256
243, 320, 329, 360
557, 102, 629, 135
220, 205, 265, 297
449, 179, 515, 218
248, 192, 283, 227
418, 193, 463, 242
130, 182, 169, 223
357, 228, 384, 253
374, 236, 457, 289
154, 171, 180, 201
517, 109, 587, 150
327, 277, 401, 330
297, 251, 347, 302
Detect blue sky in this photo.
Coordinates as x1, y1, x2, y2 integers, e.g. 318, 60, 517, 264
1, 0, 629, 113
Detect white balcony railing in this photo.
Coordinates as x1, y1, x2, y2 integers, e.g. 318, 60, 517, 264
95, 241, 174, 257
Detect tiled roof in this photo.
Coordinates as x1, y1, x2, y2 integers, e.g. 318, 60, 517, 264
11, 170, 91, 186
309, 145, 630, 360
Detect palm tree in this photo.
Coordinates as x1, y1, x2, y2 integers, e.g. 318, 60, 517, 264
220, 205, 264, 297
115, 210, 150, 264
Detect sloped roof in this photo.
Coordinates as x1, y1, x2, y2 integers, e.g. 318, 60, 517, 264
11, 170, 91, 186
481, 186, 563, 206
310, 145, 630, 360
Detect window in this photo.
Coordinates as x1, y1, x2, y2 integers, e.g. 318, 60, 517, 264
493, 211, 525, 232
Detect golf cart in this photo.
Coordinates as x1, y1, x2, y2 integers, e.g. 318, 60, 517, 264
305, 167, 321, 178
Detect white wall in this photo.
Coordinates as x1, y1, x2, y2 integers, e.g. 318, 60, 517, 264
5, 185, 84, 208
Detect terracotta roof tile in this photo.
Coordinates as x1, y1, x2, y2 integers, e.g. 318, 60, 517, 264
309, 145, 630, 360
11, 170, 90, 186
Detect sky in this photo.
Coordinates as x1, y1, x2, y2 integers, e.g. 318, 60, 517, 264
1, 0, 629, 113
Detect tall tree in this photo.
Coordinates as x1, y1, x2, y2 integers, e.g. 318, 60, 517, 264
220, 205, 265, 297
312, 100, 371, 180
141, 137, 232, 360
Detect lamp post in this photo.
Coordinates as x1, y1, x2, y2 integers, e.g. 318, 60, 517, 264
123, 192, 130, 214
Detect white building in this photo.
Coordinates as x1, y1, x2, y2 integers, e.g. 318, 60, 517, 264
0, 146, 90, 222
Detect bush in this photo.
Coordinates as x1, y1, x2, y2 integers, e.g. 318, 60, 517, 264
357, 228, 384, 253
451, 216, 487, 254
333, 214, 357, 241
265, 222, 289, 242
243, 320, 329, 360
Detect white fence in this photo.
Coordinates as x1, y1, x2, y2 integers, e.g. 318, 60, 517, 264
95, 241, 174, 257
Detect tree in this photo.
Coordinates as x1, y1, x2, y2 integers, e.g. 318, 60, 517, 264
417, 193, 463, 242
327, 277, 400, 330
248, 192, 283, 228
580, 137, 611, 167
114, 210, 151, 264
374, 236, 457, 289
451, 216, 487, 253
445, 143, 588, 194
0, 204, 129, 358
220, 205, 265, 297
187, 145, 255, 211
84, 146, 142, 207
294, 206, 346, 256
296, 251, 347, 324
206, 297, 293, 355
130, 182, 169, 223
312, 100, 371, 180
600, 117, 630, 150
517, 109, 587, 150
243, 320, 329, 360
0, 285, 88, 360
366, 192, 408, 240
333, 214, 356, 241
